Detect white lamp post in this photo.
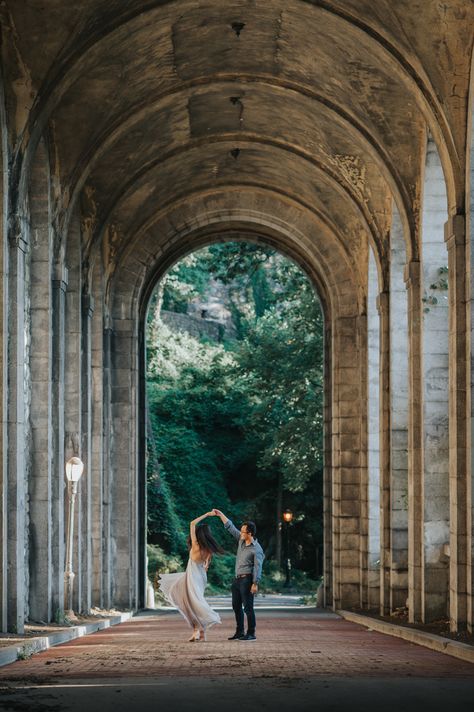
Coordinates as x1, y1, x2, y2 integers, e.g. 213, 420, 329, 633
64, 456, 84, 619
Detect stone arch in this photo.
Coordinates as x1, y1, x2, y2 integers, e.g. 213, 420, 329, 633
12, 0, 462, 217
104, 194, 366, 610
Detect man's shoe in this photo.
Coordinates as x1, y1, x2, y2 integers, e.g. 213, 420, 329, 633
239, 634, 257, 641
228, 632, 245, 640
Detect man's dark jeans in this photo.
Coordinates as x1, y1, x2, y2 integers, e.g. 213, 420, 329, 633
231, 574, 256, 635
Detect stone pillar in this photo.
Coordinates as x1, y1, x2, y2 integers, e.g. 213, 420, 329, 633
404, 260, 423, 623
367, 251, 381, 608
102, 327, 113, 609
0, 197, 8, 633
389, 208, 409, 611
110, 319, 137, 608
445, 214, 469, 631
64, 249, 82, 613
91, 284, 104, 607
421, 138, 450, 623
6, 231, 29, 633
332, 312, 364, 610
80, 293, 94, 614
51, 265, 68, 617
323, 320, 332, 607
28, 226, 53, 623
377, 289, 391, 616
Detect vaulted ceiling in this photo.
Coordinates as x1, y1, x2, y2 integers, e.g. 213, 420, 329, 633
2, 0, 473, 286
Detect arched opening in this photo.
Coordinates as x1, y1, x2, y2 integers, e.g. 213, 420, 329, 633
143, 240, 326, 602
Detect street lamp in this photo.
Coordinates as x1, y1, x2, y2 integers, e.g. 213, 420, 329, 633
282, 509, 293, 587
64, 457, 84, 619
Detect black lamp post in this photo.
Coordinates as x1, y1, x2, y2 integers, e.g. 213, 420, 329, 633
282, 509, 293, 587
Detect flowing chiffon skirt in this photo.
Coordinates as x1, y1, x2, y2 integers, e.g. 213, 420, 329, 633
158, 558, 221, 631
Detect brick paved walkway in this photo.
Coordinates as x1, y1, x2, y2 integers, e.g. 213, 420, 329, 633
0, 609, 472, 712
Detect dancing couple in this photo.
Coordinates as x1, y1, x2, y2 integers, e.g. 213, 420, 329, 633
158, 508, 265, 642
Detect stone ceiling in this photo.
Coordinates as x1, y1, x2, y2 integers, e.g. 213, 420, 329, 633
2, 0, 473, 289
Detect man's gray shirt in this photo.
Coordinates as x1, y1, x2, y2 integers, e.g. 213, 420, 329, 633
224, 519, 265, 583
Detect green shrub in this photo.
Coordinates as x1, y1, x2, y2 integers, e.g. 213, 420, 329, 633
259, 560, 321, 594
206, 554, 235, 593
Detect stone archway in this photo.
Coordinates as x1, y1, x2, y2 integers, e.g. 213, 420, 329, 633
0, 0, 473, 635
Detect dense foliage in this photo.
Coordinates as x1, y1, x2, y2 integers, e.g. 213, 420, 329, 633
146, 243, 325, 589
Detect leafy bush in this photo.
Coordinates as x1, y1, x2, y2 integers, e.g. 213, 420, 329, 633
259, 560, 321, 594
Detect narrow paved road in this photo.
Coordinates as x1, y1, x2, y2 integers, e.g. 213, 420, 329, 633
0, 608, 472, 711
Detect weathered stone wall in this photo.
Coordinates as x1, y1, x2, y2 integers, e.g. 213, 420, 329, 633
161, 310, 224, 342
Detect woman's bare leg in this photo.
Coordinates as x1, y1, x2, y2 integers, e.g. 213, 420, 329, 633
188, 627, 200, 642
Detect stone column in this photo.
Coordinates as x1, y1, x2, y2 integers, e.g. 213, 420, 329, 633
80, 294, 94, 614
445, 214, 469, 632
323, 320, 332, 607
0, 205, 8, 633
332, 312, 364, 610
28, 231, 53, 623
102, 326, 113, 609
367, 251, 381, 609
6, 230, 29, 633
404, 260, 423, 623
420, 136, 450, 623
64, 253, 82, 613
91, 285, 104, 607
51, 265, 68, 617
110, 319, 137, 608
389, 209, 409, 611
377, 290, 391, 616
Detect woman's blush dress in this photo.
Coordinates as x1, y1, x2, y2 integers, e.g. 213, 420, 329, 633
158, 557, 221, 631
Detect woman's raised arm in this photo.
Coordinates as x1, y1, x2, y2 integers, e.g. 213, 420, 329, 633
189, 511, 215, 545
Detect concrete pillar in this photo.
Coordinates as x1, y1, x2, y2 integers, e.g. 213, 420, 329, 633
0, 136, 8, 633
421, 137, 450, 622
445, 214, 469, 631
51, 265, 68, 617
80, 293, 94, 614
331, 312, 364, 610
64, 231, 82, 613
389, 206, 409, 611
28, 179, 53, 623
405, 260, 423, 623
6, 229, 29, 633
323, 320, 333, 607
377, 289, 391, 616
91, 277, 104, 607
102, 326, 113, 609
367, 249, 381, 608
111, 319, 138, 608
469, 106, 474, 634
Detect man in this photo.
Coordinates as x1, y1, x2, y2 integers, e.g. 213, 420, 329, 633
213, 508, 265, 641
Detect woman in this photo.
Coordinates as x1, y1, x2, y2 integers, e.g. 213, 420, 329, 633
158, 511, 224, 641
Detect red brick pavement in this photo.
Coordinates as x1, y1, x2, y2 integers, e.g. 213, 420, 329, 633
0, 610, 472, 682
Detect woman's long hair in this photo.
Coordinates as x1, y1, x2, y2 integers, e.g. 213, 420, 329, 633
188, 523, 225, 555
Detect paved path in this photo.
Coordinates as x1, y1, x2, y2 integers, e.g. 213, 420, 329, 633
0, 609, 472, 711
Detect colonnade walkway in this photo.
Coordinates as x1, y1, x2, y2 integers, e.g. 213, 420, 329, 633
0, 607, 473, 712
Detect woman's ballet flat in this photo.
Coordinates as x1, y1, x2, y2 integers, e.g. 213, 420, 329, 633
188, 632, 200, 642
